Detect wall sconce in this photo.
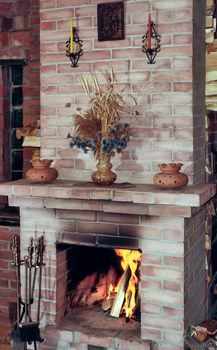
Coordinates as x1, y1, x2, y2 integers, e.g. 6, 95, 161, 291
66, 21, 83, 68
142, 14, 161, 64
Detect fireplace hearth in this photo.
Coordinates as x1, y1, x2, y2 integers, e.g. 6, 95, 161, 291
0, 179, 215, 350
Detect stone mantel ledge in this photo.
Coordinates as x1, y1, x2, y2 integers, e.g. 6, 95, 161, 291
0, 179, 215, 208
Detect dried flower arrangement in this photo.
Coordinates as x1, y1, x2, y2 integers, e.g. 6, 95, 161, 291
68, 69, 136, 156
67, 69, 137, 185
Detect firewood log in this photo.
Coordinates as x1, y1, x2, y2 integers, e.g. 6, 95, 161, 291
110, 265, 131, 318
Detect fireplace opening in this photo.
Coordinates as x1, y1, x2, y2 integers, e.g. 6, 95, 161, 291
57, 244, 141, 326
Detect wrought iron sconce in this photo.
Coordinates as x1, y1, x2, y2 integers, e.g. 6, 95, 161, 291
142, 16, 161, 64
66, 27, 83, 68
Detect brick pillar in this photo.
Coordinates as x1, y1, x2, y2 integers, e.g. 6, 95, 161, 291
140, 209, 206, 350
140, 216, 185, 350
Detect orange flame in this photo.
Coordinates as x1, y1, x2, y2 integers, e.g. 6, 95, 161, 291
115, 249, 141, 318
107, 283, 116, 299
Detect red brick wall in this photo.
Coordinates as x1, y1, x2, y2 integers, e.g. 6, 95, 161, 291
0, 0, 40, 177
40, 0, 205, 185
0, 0, 40, 320
0, 226, 19, 317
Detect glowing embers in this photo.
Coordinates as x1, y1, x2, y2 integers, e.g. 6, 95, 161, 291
66, 248, 141, 322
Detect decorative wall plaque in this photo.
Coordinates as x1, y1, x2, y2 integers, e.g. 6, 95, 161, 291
97, 2, 125, 41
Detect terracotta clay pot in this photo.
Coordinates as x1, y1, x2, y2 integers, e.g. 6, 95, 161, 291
153, 163, 188, 189
26, 159, 58, 183
91, 153, 117, 186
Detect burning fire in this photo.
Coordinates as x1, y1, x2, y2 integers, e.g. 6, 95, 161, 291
66, 247, 141, 321
108, 249, 141, 319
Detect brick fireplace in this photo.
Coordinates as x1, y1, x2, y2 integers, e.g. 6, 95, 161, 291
0, 0, 215, 349
0, 180, 215, 350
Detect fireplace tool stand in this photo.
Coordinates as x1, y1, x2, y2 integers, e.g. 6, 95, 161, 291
11, 235, 45, 350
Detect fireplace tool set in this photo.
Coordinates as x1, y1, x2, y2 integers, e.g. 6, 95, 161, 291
11, 235, 45, 350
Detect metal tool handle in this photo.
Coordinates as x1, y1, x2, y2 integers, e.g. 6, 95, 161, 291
37, 236, 45, 323
28, 238, 34, 321
24, 256, 29, 323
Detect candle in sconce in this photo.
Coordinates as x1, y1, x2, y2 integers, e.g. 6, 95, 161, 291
70, 18, 74, 54
147, 14, 151, 49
